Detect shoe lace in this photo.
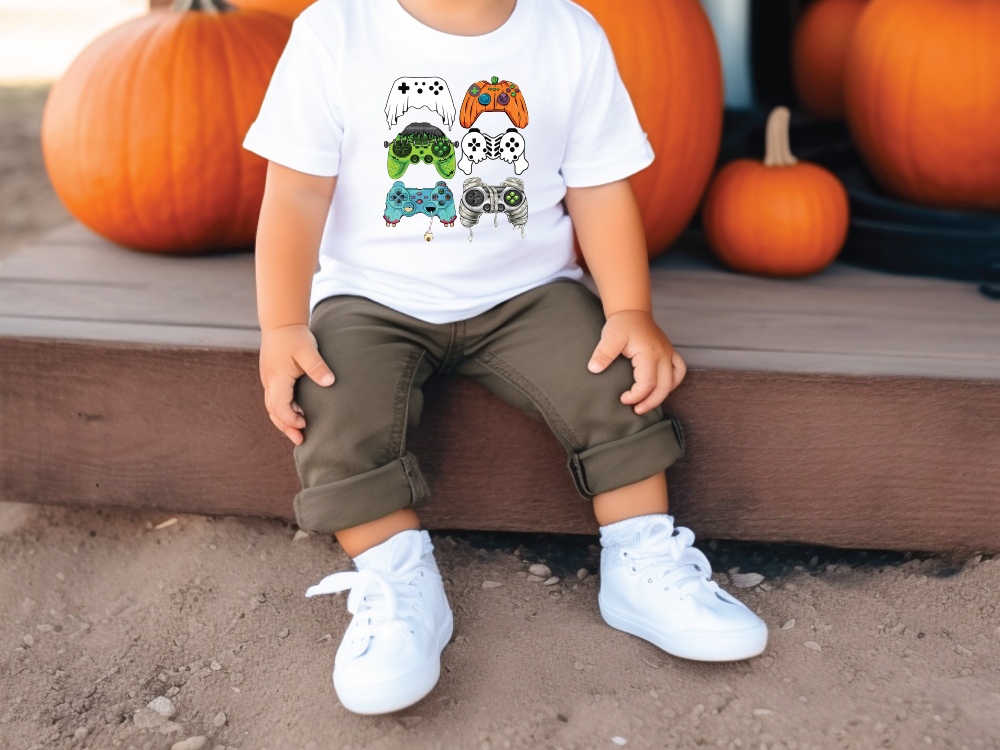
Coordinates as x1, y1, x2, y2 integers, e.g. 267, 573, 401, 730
620, 521, 718, 599
305, 565, 427, 645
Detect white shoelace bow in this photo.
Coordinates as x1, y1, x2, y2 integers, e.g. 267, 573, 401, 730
306, 568, 419, 658
620, 521, 719, 597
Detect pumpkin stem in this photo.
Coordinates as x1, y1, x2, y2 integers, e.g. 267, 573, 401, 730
763, 106, 798, 168
172, 0, 234, 12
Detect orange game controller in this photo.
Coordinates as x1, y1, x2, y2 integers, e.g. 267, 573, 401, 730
459, 77, 528, 129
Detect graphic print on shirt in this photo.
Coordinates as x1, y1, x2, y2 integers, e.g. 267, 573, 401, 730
458, 127, 528, 175
384, 122, 460, 180
459, 176, 528, 242
459, 77, 528, 129
385, 77, 457, 130
384, 181, 457, 242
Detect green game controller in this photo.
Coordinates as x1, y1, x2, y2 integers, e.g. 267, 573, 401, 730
384, 122, 459, 180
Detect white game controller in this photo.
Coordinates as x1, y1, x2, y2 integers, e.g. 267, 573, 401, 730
385, 77, 457, 130
457, 128, 528, 175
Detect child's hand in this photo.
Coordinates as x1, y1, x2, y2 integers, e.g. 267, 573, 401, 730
587, 310, 687, 415
259, 324, 335, 445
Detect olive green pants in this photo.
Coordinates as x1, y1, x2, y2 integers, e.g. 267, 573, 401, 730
292, 279, 685, 533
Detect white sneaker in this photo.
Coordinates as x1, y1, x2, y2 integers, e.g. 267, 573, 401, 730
598, 514, 768, 662
305, 529, 453, 714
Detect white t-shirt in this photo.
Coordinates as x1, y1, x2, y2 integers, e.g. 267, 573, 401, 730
243, 0, 654, 324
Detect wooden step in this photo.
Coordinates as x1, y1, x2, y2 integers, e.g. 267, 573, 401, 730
2, 223, 998, 552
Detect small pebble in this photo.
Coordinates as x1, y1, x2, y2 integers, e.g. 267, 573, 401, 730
293, 529, 311, 542
166, 687, 181, 698
481, 581, 502, 589
56, 572, 66, 582
611, 738, 627, 747
278, 628, 290, 639
804, 641, 822, 652
781, 619, 796, 630
574, 661, 586, 671
159, 721, 184, 735
753, 708, 774, 716
731, 573, 765, 589
172, 737, 208, 750
543, 576, 560, 586
210, 661, 223, 671
155, 518, 179, 530
528, 564, 552, 578
22, 634, 33, 647
526, 574, 546, 583
955, 644, 973, 656
147, 696, 176, 718
73, 727, 88, 740
212, 711, 227, 728
576, 569, 588, 580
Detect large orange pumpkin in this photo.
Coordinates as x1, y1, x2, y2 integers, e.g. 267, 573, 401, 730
843, 0, 1000, 211
577, 0, 723, 257
41, 0, 291, 253
229, 0, 314, 21
702, 107, 849, 277
791, 0, 868, 119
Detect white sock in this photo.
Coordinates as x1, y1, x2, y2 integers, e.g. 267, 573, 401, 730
599, 513, 674, 551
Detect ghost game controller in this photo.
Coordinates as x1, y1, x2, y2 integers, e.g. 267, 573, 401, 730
458, 176, 527, 240
460, 77, 528, 129
384, 122, 460, 180
385, 77, 456, 130
384, 181, 457, 227
458, 127, 528, 175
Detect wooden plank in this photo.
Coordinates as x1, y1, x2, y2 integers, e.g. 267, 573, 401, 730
2, 224, 997, 378
2, 335, 998, 552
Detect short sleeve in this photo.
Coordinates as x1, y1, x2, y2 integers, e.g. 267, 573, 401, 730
242, 19, 344, 177
560, 27, 655, 188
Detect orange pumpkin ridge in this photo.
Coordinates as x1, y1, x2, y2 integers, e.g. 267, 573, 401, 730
702, 107, 850, 278
41, 0, 292, 253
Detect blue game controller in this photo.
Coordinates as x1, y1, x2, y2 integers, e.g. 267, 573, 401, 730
384, 181, 457, 227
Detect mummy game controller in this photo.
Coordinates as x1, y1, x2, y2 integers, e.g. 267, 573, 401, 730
385, 77, 456, 130
384, 181, 457, 230
460, 77, 528, 129
459, 176, 528, 241
384, 122, 460, 180
458, 128, 528, 175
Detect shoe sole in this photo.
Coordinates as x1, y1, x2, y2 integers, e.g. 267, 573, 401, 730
334, 609, 455, 715
599, 596, 768, 662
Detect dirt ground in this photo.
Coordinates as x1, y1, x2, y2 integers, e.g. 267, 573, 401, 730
2, 85, 1000, 750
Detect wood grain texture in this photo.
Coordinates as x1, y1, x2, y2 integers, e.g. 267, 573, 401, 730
2, 224, 999, 551
2, 336, 998, 552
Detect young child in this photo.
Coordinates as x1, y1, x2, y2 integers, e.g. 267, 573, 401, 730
243, 0, 768, 715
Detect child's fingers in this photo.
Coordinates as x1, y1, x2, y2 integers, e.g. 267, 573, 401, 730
588, 328, 627, 373
268, 412, 303, 446
621, 351, 657, 405
671, 350, 687, 389
296, 346, 335, 386
633, 357, 674, 414
265, 375, 306, 432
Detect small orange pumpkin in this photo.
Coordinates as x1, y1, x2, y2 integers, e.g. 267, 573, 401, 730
701, 107, 850, 277
42, 0, 291, 253
791, 0, 868, 119
843, 0, 1000, 211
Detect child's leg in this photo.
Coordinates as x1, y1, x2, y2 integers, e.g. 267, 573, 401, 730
593, 472, 668, 526
454, 279, 766, 662
292, 295, 453, 714
334, 508, 421, 557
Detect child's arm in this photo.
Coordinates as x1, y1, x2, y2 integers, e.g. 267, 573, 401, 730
564, 179, 687, 415
256, 161, 338, 445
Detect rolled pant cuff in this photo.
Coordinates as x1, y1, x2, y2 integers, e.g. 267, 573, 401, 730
293, 452, 430, 534
569, 415, 685, 499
